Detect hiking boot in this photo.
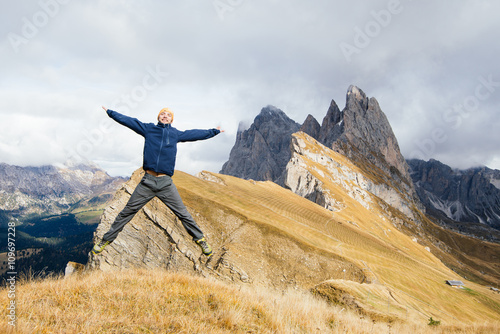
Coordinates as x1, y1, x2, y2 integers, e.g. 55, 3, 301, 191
92, 240, 110, 255
195, 238, 213, 257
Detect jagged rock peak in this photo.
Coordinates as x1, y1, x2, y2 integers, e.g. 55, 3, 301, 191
254, 105, 295, 128
326, 85, 416, 197
220, 106, 300, 183
318, 99, 344, 148
347, 84, 364, 98
300, 114, 321, 139
346, 85, 369, 111
221, 85, 416, 203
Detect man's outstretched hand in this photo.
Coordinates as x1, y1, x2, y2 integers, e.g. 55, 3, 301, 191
102, 106, 108, 112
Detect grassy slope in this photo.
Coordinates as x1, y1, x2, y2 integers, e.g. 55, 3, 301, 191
1, 269, 498, 333
172, 169, 500, 324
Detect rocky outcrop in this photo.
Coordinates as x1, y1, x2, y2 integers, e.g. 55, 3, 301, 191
88, 169, 204, 274
408, 159, 500, 230
284, 132, 420, 222
220, 106, 300, 183
0, 162, 125, 216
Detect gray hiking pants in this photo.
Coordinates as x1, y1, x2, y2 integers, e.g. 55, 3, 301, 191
102, 173, 204, 243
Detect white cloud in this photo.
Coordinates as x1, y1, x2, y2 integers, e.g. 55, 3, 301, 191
1, 0, 500, 175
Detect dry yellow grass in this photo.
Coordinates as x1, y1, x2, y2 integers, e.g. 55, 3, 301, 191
170, 168, 500, 324
1, 269, 498, 333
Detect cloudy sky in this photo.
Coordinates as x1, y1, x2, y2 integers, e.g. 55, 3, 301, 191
1, 0, 499, 176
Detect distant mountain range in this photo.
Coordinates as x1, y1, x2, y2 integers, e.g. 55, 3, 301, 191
408, 159, 500, 231
0, 162, 126, 278
0, 162, 126, 218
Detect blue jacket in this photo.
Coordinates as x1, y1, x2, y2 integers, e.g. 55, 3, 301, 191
107, 109, 220, 176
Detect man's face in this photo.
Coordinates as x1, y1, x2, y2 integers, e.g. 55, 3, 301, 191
158, 112, 173, 124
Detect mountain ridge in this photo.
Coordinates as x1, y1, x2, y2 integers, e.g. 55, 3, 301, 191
408, 158, 500, 232
0, 162, 126, 217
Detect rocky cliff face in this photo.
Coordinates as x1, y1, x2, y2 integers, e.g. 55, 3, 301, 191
284, 132, 420, 223
295, 86, 418, 211
0, 162, 125, 216
326, 86, 415, 196
408, 159, 500, 230
220, 106, 300, 183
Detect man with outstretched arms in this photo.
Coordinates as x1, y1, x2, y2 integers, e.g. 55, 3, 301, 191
92, 106, 222, 257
